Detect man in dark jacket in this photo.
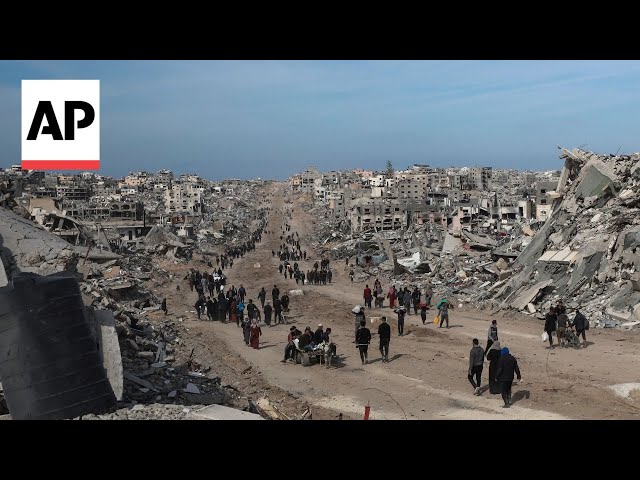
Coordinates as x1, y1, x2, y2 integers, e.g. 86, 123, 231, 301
258, 287, 266, 308
396, 307, 406, 336
281, 293, 290, 311
272, 285, 280, 304
298, 327, 314, 352
495, 347, 521, 408
571, 309, 589, 348
273, 298, 282, 325
468, 338, 485, 395
378, 316, 391, 362
412, 287, 421, 315
544, 307, 557, 348
356, 320, 372, 365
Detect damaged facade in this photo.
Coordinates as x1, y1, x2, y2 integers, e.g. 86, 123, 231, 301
294, 148, 639, 330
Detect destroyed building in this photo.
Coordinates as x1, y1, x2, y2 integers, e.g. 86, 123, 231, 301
488, 147, 640, 328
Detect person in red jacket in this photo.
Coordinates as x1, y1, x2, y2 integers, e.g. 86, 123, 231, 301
363, 285, 373, 309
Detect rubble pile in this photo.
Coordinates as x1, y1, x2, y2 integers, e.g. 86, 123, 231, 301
304, 149, 638, 329
114, 316, 232, 407
490, 148, 640, 328
0, 207, 80, 277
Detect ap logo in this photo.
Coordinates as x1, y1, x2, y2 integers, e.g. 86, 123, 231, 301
22, 80, 100, 171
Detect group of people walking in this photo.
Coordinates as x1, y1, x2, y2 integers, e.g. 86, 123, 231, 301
467, 321, 522, 408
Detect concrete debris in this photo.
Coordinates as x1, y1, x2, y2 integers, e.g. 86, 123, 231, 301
487, 148, 640, 327
187, 404, 264, 420
184, 383, 201, 394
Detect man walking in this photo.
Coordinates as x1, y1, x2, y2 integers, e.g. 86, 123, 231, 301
572, 309, 589, 348
495, 347, 521, 408
161, 298, 167, 316
403, 289, 412, 315
412, 287, 421, 315
396, 306, 406, 336
363, 285, 372, 309
468, 338, 485, 395
258, 287, 266, 308
356, 320, 372, 365
378, 316, 391, 362
437, 298, 451, 328
486, 320, 498, 355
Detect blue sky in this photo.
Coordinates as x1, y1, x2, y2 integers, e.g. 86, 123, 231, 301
2, 60, 640, 180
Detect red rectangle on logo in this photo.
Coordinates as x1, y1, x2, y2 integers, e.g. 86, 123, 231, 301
21, 160, 100, 170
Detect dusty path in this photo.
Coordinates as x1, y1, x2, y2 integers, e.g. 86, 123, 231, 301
160, 185, 640, 420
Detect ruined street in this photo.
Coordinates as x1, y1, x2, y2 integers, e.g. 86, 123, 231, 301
155, 185, 640, 420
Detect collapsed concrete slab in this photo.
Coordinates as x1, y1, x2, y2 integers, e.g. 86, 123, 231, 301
187, 404, 264, 420
510, 279, 553, 311
0, 207, 79, 278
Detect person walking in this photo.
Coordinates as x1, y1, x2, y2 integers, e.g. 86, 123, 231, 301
468, 338, 485, 395
258, 287, 266, 308
363, 285, 373, 309
353, 306, 366, 342
403, 289, 412, 315
263, 302, 273, 326
420, 302, 428, 324
161, 298, 167, 316
242, 317, 251, 346
356, 320, 371, 365
544, 307, 557, 348
437, 298, 451, 328
486, 320, 499, 355
378, 316, 391, 362
486, 341, 502, 395
250, 319, 262, 349
495, 347, 521, 408
387, 286, 397, 309
412, 287, 421, 315
571, 309, 589, 348
396, 306, 406, 336
557, 310, 568, 347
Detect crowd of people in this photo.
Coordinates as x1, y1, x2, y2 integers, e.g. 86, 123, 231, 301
168, 193, 596, 415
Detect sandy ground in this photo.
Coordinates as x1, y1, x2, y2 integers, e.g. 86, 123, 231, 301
156, 185, 640, 420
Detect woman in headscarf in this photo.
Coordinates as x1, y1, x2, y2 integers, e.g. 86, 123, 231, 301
243, 317, 251, 346
387, 285, 397, 309
250, 318, 262, 349
486, 340, 502, 394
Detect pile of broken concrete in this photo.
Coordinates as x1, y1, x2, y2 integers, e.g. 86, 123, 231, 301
490, 148, 640, 329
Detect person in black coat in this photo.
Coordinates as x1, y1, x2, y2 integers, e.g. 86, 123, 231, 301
378, 317, 391, 362
356, 320, 372, 365
486, 341, 502, 394
495, 347, 521, 408
571, 309, 589, 348
263, 302, 273, 326
544, 307, 557, 348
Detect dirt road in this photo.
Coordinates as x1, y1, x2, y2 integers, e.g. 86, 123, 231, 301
159, 185, 640, 420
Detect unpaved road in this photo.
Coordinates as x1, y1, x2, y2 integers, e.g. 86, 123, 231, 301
158, 185, 640, 420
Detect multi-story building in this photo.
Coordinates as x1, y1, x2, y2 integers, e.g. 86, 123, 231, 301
395, 179, 426, 201
297, 167, 321, 193
164, 182, 204, 213
56, 185, 91, 201
470, 167, 493, 190
534, 180, 558, 221
349, 197, 406, 232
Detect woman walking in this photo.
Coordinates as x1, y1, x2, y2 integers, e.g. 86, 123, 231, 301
250, 319, 262, 349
